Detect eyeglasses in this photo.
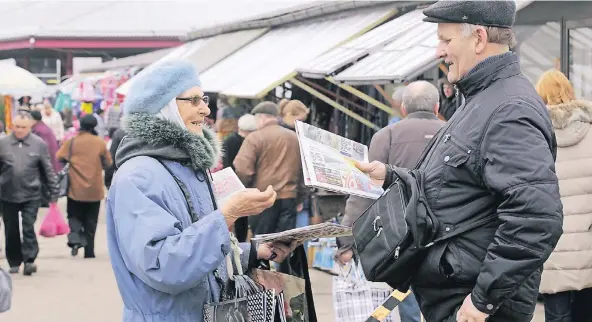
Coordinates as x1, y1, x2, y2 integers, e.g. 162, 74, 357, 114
176, 95, 210, 106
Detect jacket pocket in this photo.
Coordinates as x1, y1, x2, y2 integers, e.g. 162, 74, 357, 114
439, 240, 481, 283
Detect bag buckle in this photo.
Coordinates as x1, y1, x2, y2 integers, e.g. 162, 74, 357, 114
373, 216, 383, 237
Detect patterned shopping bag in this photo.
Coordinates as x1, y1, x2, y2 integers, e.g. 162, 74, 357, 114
332, 262, 397, 322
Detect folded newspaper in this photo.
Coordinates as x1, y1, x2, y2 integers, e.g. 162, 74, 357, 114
211, 167, 246, 207
295, 120, 383, 199
252, 222, 352, 244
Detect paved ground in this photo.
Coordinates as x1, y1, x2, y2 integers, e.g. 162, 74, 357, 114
2, 199, 545, 321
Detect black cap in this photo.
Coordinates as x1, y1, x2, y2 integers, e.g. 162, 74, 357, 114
80, 114, 98, 133
30, 110, 43, 121
422, 0, 516, 29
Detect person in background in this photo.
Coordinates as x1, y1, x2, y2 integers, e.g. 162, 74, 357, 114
535, 69, 592, 322
106, 103, 123, 139
0, 112, 59, 276
389, 86, 406, 125
438, 78, 462, 121
30, 111, 60, 172
279, 99, 310, 130
93, 108, 107, 139
234, 101, 306, 237
104, 118, 126, 189
106, 60, 295, 321
41, 101, 65, 143
57, 115, 112, 258
278, 99, 316, 249
0, 121, 6, 138
222, 114, 258, 242
337, 81, 444, 322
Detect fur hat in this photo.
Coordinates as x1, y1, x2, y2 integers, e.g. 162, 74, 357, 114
124, 59, 201, 115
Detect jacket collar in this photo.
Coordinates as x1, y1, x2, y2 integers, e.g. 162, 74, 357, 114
405, 111, 439, 121
10, 133, 31, 145
116, 113, 221, 170
456, 52, 521, 99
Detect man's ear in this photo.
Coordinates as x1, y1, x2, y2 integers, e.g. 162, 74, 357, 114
434, 102, 440, 115
400, 104, 408, 117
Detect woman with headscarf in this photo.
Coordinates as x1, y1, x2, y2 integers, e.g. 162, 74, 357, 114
536, 69, 592, 322
107, 60, 297, 322
56, 114, 112, 258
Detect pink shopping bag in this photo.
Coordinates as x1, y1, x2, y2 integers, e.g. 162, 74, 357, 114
39, 203, 70, 238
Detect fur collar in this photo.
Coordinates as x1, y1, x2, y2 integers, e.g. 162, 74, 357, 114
123, 113, 221, 170
548, 100, 592, 147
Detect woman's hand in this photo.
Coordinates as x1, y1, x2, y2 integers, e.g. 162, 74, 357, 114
355, 161, 387, 186
221, 185, 277, 227
256, 241, 299, 263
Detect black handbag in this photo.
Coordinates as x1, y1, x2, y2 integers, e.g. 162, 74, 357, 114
351, 131, 497, 290
57, 137, 74, 198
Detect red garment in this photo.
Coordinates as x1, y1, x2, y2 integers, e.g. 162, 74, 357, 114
32, 121, 61, 172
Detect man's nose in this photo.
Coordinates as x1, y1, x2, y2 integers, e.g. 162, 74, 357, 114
436, 43, 446, 59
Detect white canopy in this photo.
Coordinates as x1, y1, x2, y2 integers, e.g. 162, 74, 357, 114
0, 63, 49, 98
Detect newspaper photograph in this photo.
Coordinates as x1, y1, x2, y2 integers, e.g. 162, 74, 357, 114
295, 121, 383, 199
211, 167, 246, 207
252, 222, 352, 244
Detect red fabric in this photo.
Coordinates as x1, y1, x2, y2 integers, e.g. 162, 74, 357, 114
39, 203, 70, 238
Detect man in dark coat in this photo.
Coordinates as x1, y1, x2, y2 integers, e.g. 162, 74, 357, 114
30, 110, 60, 172
438, 78, 462, 121
0, 112, 59, 276
357, 1, 563, 321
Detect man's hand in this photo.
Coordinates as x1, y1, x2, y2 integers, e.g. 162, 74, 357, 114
355, 161, 387, 186
456, 294, 489, 322
296, 203, 304, 213
336, 249, 354, 265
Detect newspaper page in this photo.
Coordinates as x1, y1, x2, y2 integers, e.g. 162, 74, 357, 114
211, 167, 246, 207
295, 121, 383, 199
252, 222, 352, 244
294, 122, 312, 186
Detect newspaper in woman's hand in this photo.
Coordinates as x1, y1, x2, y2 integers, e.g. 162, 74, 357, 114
252, 222, 352, 244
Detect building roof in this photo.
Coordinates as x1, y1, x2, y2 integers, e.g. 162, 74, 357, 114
79, 47, 174, 73
199, 6, 396, 98
0, 1, 320, 40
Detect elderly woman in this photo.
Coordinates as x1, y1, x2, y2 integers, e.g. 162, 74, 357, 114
107, 60, 295, 322
535, 69, 592, 322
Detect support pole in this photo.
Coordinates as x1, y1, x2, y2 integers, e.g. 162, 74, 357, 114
291, 78, 380, 131
325, 77, 394, 115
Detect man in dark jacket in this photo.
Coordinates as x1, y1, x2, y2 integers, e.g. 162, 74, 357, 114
338, 80, 445, 322
30, 110, 60, 172
356, 1, 563, 321
104, 125, 126, 189
438, 78, 462, 121
0, 112, 59, 276
222, 114, 257, 242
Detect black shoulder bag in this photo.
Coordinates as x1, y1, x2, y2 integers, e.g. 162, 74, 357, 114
57, 137, 74, 198
351, 124, 497, 291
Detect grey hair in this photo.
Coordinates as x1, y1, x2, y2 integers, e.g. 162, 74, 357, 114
392, 86, 406, 103
460, 23, 517, 48
15, 111, 33, 120
237, 114, 257, 132
402, 81, 440, 114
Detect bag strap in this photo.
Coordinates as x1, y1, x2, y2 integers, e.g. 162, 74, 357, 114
156, 159, 200, 223
425, 213, 498, 248
67, 137, 75, 162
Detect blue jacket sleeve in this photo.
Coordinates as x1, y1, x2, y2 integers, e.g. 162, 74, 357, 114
111, 170, 231, 295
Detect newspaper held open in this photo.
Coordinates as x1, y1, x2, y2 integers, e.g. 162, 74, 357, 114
295, 120, 383, 199
252, 222, 352, 244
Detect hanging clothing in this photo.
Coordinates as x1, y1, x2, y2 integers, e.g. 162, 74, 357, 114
80, 102, 94, 115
